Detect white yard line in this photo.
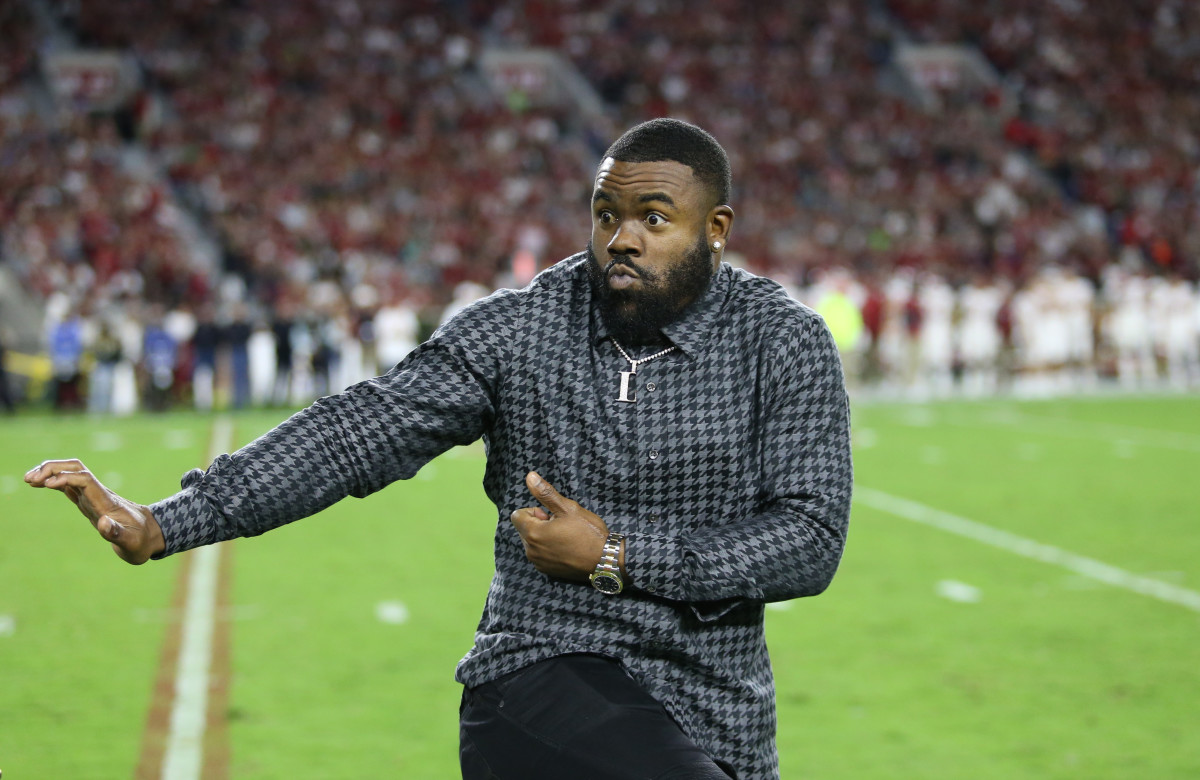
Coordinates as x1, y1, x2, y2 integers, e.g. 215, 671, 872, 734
854, 486, 1200, 613
161, 416, 234, 780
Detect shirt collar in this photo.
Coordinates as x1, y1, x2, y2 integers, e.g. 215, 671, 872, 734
589, 262, 732, 359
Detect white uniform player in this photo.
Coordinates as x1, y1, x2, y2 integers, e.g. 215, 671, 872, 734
374, 293, 420, 375
917, 272, 956, 396
1037, 267, 1072, 389
1153, 275, 1200, 388
956, 275, 1005, 396
1062, 269, 1096, 389
1009, 279, 1044, 395
1106, 266, 1155, 388
880, 268, 915, 391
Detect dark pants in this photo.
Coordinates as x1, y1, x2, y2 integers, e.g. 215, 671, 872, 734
459, 654, 735, 780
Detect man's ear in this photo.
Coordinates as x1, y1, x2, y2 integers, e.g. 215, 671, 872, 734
708, 205, 734, 250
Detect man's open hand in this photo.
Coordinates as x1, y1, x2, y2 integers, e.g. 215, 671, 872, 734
25, 459, 165, 564
510, 471, 608, 581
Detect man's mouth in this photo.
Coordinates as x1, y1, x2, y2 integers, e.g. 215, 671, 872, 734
606, 262, 640, 290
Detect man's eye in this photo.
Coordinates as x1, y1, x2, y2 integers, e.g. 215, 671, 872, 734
598, 211, 616, 225
646, 214, 666, 226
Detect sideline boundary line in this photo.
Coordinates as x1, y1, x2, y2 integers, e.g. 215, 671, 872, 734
137, 416, 234, 780
134, 553, 190, 778
204, 540, 234, 778
854, 486, 1200, 613
161, 544, 220, 778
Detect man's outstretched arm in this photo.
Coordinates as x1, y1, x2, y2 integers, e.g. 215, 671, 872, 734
24, 293, 511, 561
25, 459, 165, 564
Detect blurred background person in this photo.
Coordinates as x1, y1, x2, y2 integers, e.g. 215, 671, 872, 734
956, 271, 1005, 397
190, 303, 220, 412
0, 323, 15, 414
916, 271, 956, 398
48, 307, 86, 411
270, 297, 297, 407
248, 313, 277, 407
374, 289, 420, 375
1155, 273, 1200, 389
223, 302, 253, 409
141, 307, 177, 412
86, 318, 123, 415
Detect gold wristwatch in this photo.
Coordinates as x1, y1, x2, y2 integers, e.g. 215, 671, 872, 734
590, 532, 625, 595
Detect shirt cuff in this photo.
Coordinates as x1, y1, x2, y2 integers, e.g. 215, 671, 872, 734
149, 470, 221, 558
624, 531, 766, 616
623, 531, 685, 599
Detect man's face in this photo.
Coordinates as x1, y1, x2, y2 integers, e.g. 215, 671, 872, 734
586, 158, 718, 345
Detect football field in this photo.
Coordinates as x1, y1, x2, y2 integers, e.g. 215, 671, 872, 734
2, 394, 1198, 778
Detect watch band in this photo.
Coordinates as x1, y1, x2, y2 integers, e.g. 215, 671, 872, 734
590, 532, 625, 595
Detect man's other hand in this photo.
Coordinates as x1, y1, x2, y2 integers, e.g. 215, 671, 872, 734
510, 471, 608, 581
25, 459, 166, 564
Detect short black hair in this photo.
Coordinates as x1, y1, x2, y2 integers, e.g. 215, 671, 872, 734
602, 118, 732, 208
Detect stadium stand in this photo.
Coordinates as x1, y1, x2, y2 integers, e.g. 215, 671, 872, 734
0, 0, 1197, 411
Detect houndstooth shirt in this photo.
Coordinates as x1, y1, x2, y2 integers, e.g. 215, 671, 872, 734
151, 254, 853, 779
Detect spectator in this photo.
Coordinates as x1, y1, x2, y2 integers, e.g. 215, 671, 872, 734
190, 304, 221, 411
223, 303, 253, 409
141, 309, 178, 411
270, 299, 296, 407
87, 319, 124, 414
49, 311, 86, 410
0, 324, 15, 413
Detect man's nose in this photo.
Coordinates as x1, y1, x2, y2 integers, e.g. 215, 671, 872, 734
607, 222, 641, 257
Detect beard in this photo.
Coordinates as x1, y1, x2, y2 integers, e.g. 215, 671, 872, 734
586, 232, 715, 346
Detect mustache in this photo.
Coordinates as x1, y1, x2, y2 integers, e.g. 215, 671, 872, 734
604, 257, 645, 277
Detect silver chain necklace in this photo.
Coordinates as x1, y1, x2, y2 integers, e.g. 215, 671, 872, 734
612, 339, 676, 403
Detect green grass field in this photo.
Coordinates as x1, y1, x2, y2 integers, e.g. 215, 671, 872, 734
2, 395, 1199, 778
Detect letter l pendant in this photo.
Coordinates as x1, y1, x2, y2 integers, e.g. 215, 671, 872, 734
617, 368, 637, 403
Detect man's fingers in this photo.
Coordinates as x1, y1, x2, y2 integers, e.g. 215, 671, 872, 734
25, 459, 88, 485
526, 471, 570, 515
510, 507, 549, 534
41, 470, 104, 494
33, 469, 111, 523
27, 459, 162, 564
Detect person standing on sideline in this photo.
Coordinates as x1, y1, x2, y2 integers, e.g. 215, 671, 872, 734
190, 303, 221, 411
86, 319, 124, 415
26, 119, 852, 779
0, 324, 15, 413
48, 309, 86, 410
223, 302, 253, 409
270, 297, 296, 406
140, 308, 178, 411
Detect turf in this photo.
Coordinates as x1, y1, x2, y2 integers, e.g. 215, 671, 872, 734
224, 414, 494, 778
2, 395, 1199, 778
0, 413, 205, 777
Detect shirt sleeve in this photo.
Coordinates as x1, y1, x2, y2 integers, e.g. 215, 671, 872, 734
623, 309, 852, 618
150, 299, 508, 558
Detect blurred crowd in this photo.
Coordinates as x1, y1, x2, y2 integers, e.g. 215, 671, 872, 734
2, 0, 1199, 414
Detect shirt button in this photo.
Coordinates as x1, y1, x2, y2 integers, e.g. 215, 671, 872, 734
647, 586, 657, 593
649, 450, 659, 460
648, 514, 659, 523
646, 382, 657, 392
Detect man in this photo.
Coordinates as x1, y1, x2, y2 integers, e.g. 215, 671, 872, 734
26, 119, 852, 779
0, 323, 15, 413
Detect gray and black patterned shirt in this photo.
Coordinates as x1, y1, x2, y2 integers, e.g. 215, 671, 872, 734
151, 255, 852, 778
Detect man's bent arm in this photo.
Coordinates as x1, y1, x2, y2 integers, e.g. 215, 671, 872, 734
152, 340, 496, 557
622, 313, 852, 611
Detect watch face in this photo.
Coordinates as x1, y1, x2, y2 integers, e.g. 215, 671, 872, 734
591, 571, 623, 595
